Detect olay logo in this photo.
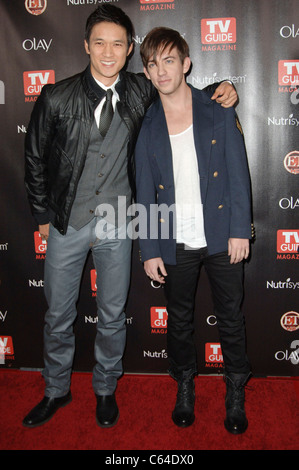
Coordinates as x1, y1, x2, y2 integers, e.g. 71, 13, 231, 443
278, 60, 299, 86
23, 70, 55, 96
201, 18, 236, 44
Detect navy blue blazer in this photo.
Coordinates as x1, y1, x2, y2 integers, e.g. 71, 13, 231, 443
135, 85, 252, 265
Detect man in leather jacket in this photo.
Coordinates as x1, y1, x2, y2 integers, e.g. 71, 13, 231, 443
23, 5, 238, 429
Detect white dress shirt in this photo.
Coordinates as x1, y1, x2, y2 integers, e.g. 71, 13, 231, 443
93, 76, 120, 128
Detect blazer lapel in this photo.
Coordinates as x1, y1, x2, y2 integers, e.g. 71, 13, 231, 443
149, 100, 175, 188
191, 87, 214, 203
148, 88, 215, 199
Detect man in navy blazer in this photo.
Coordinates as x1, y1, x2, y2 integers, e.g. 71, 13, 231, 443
135, 27, 253, 434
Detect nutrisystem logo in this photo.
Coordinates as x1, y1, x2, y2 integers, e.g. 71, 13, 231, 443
267, 278, 299, 290
25, 0, 47, 15
143, 349, 168, 359
268, 114, 299, 127
189, 72, 246, 88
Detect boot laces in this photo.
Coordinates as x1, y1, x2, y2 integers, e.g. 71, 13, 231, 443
177, 379, 194, 406
230, 384, 245, 408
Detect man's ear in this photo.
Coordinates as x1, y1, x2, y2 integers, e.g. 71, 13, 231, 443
143, 66, 150, 80
127, 42, 134, 57
84, 40, 90, 55
183, 56, 191, 75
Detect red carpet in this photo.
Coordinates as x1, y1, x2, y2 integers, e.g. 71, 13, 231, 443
0, 370, 298, 451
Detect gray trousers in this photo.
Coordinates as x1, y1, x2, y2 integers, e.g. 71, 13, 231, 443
43, 218, 132, 397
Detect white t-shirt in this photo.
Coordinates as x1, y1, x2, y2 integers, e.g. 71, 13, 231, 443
169, 124, 207, 249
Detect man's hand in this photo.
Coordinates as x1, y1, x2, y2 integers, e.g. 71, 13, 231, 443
212, 81, 238, 108
228, 238, 249, 264
39, 223, 50, 241
144, 257, 167, 284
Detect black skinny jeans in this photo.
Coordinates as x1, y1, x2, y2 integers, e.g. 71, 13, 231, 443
164, 244, 250, 376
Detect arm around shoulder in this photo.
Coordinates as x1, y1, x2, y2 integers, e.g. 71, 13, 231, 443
203, 80, 238, 107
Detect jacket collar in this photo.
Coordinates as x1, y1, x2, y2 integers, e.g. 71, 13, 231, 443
82, 65, 128, 105
189, 82, 214, 106
146, 84, 214, 193
147, 83, 212, 118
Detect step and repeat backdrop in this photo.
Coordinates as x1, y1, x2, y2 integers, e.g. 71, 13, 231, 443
0, 0, 298, 377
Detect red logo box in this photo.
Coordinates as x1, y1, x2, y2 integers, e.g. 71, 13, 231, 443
0, 336, 14, 355
277, 230, 299, 253
150, 307, 168, 328
23, 70, 55, 96
278, 60, 299, 86
34, 231, 47, 254
90, 269, 97, 292
205, 343, 223, 363
201, 18, 236, 44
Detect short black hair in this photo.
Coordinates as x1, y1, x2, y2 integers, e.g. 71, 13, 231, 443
85, 5, 134, 48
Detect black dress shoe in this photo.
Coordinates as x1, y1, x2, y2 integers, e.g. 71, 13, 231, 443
96, 393, 119, 428
22, 391, 72, 428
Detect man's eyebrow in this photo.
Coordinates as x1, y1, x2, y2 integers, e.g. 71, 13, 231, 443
162, 55, 176, 60
148, 54, 176, 63
92, 37, 126, 43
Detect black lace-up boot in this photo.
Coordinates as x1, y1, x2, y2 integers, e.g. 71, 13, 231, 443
224, 372, 251, 434
170, 369, 196, 427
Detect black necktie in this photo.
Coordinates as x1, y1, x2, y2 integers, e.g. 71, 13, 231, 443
99, 89, 114, 137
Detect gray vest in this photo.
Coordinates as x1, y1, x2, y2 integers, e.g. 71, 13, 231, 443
69, 108, 131, 230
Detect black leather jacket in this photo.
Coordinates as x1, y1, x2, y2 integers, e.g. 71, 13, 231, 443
24, 66, 156, 234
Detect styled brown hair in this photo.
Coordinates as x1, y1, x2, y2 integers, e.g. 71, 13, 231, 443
140, 27, 190, 68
